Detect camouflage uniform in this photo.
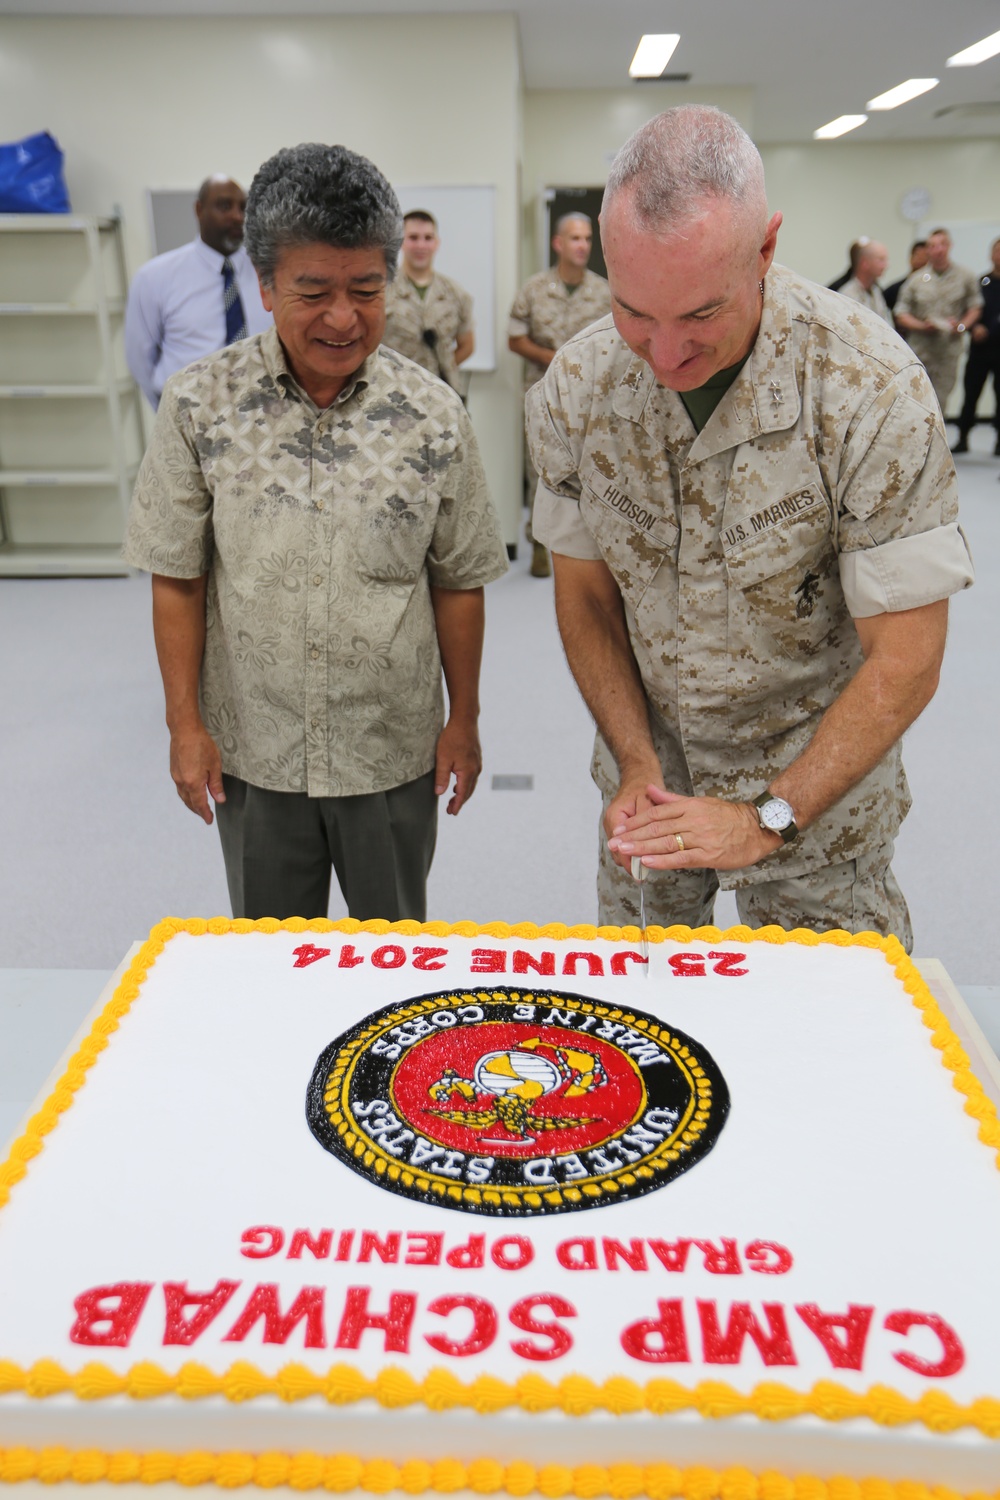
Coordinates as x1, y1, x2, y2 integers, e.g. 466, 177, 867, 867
382, 272, 474, 396
895, 262, 983, 414
509, 268, 612, 542
124, 326, 508, 799
527, 265, 974, 942
838, 277, 892, 326
508, 268, 612, 390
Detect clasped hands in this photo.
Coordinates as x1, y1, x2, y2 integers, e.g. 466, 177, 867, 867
606, 780, 782, 874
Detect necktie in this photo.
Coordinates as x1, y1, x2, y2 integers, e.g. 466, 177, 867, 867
222, 258, 248, 345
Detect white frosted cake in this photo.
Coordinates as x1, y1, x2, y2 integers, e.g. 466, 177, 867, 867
1, 917, 999, 1495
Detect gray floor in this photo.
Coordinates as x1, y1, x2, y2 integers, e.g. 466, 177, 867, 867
0, 426, 997, 987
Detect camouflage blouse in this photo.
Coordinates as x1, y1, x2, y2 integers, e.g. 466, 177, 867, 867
508, 268, 612, 390
527, 265, 974, 886
124, 329, 508, 797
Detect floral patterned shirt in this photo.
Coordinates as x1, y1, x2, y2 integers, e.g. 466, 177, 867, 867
124, 328, 508, 796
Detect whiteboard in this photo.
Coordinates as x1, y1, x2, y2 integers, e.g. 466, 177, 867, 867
148, 189, 199, 255
393, 184, 496, 371
150, 183, 497, 372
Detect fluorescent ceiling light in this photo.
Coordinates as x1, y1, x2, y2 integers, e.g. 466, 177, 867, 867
629, 34, 680, 78
813, 115, 868, 139
947, 29, 1000, 67
866, 78, 939, 110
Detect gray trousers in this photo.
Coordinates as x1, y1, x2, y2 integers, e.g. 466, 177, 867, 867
216, 771, 437, 923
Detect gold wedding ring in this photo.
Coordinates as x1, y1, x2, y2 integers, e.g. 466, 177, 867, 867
674, 833, 685, 853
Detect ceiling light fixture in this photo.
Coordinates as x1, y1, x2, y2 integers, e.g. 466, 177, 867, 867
629, 34, 680, 79
813, 115, 868, 140
947, 30, 1000, 67
866, 79, 939, 110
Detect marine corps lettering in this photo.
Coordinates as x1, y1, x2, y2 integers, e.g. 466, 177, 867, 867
723, 489, 822, 549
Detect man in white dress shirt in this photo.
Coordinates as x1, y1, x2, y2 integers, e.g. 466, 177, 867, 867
125, 175, 272, 410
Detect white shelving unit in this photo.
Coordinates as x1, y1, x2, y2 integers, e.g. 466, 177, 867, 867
0, 215, 142, 576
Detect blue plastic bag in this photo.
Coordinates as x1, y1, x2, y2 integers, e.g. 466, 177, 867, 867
0, 132, 71, 213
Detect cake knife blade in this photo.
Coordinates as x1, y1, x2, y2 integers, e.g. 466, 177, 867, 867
630, 855, 649, 975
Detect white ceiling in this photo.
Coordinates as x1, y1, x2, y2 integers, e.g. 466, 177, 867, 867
4, 0, 1000, 143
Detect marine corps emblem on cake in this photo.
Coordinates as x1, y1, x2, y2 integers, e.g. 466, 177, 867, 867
306, 988, 729, 1215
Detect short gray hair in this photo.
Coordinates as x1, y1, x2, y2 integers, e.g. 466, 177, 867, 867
603, 106, 766, 240
245, 143, 403, 287
555, 212, 591, 234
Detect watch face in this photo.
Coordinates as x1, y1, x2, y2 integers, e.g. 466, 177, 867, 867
760, 797, 794, 832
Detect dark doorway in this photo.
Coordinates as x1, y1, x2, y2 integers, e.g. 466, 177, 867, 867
545, 187, 607, 279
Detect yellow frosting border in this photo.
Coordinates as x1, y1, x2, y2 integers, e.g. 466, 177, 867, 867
0, 1447, 996, 1500
1, 916, 999, 1462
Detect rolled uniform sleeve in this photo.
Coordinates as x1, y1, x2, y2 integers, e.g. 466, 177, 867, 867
836, 366, 974, 617
122, 374, 215, 577
457, 286, 474, 340
524, 366, 603, 561
426, 407, 509, 588
963, 269, 985, 313
507, 283, 532, 342
892, 274, 919, 321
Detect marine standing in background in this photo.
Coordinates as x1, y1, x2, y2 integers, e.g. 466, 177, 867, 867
527, 106, 973, 950
508, 214, 611, 577
124, 175, 272, 410
952, 237, 1000, 457
884, 240, 927, 314
838, 240, 892, 325
382, 210, 475, 399
894, 229, 982, 420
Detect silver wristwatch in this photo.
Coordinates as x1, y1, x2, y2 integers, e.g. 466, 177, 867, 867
752, 790, 799, 844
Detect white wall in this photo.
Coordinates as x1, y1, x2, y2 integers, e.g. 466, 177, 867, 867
762, 138, 1000, 286
522, 86, 754, 273
0, 14, 524, 545
522, 88, 1000, 288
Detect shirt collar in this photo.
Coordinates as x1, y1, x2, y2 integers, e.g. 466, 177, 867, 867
611, 263, 801, 457
259, 325, 374, 412
193, 237, 247, 271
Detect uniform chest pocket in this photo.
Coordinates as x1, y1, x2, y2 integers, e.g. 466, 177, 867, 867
580, 466, 680, 609
723, 486, 841, 657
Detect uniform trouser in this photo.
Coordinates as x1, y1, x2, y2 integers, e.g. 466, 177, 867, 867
912, 338, 963, 418
957, 340, 1000, 437
596, 801, 914, 953
215, 771, 437, 923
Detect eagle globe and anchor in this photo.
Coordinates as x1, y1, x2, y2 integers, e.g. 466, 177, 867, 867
306, 987, 730, 1216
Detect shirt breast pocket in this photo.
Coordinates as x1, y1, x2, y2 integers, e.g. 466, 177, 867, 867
723, 487, 840, 657
579, 467, 679, 610
356, 484, 438, 590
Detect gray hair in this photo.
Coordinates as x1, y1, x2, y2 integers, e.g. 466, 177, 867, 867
555, 212, 592, 234
245, 143, 403, 287
603, 105, 766, 241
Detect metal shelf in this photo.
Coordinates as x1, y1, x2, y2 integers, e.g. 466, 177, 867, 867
0, 543, 131, 577
0, 215, 139, 575
0, 300, 125, 316
0, 215, 118, 233
0, 467, 138, 486
0, 380, 134, 400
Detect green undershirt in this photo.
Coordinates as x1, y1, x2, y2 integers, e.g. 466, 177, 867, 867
679, 353, 749, 433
